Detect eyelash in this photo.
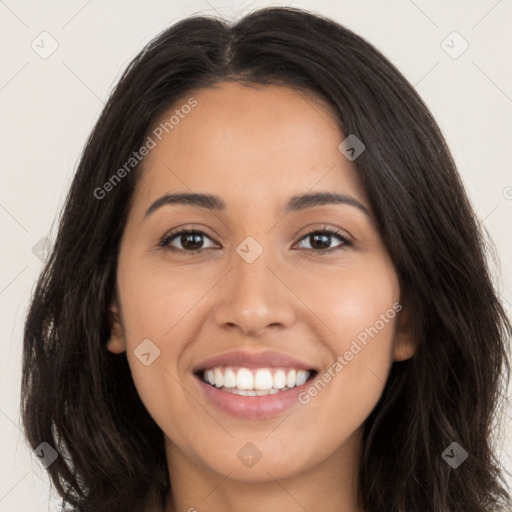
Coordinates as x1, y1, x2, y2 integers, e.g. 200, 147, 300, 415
157, 226, 353, 256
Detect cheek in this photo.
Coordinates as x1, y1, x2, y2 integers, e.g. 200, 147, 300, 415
329, 283, 398, 361
296, 254, 399, 347
297, 257, 399, 414
118, 256, 209, 342
115, 259, 200, 433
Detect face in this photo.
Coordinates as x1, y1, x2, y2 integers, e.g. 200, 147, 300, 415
107, 82, 415, 485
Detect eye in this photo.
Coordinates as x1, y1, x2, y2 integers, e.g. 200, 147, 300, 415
158, 228, 218, 254
294, 226, 352, 253
158, 225, 352, 255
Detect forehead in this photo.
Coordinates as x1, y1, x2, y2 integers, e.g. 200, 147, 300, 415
132, 81, 368, 214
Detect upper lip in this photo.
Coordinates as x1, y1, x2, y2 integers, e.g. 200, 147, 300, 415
193, 350, 317, 372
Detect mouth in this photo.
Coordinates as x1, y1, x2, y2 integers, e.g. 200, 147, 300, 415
192, 351, 319, 419
195, 366, 318, 396
192, 350, 319, 419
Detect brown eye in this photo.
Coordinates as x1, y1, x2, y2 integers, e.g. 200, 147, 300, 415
159, 229, 218, 253
295, 228, 352, 253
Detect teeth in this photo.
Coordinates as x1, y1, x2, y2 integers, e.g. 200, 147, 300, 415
214, 368, 223, 388
223, 368, 236, 388
223, 387, 282, 396
236, 368, 254, 390
254, 369, 273, 390
296, 370, 308, 386
201, 366, 311, 393
273, 370, 286, 389
286, 369, 296, 388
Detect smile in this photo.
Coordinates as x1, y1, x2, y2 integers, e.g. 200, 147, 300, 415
193, 350, 319, 419
201, 366, 312, 395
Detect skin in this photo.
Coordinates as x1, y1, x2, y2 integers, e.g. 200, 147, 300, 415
107, 81, 416, 512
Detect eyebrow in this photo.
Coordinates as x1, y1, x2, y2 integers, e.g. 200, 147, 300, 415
144, 191, 370, 218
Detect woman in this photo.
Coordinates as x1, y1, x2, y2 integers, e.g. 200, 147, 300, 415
21, 6, 511, 512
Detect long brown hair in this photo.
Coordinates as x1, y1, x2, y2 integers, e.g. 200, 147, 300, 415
21, 6, 511, 511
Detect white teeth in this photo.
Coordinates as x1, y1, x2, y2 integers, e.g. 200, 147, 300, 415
214, 368, 223, 388
236, 368, 254, 390
254, 369, 273, 390
273, 370, 286, 389
201, 366, 312, 393
223, 368, 236, 388
223, 388, 280, 396
286, 369, 296, 388
296, 370, 309, 386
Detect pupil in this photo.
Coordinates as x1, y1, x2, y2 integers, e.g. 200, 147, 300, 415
179, 233, 332, 251
182, 233, 203, 250
311, 233, 329, 250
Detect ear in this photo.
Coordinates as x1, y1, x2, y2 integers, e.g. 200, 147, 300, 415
393, 306, 418, 362
106, 301, 126, 354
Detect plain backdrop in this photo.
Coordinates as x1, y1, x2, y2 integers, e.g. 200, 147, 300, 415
1, 1, 511, 510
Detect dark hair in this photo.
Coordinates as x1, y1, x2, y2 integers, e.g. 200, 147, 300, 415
21, 6, 511, 512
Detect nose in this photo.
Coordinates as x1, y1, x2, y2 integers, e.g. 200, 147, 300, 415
213, 247, 296, 337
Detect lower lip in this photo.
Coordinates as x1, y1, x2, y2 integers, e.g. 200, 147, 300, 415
195, 376, 312, 419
